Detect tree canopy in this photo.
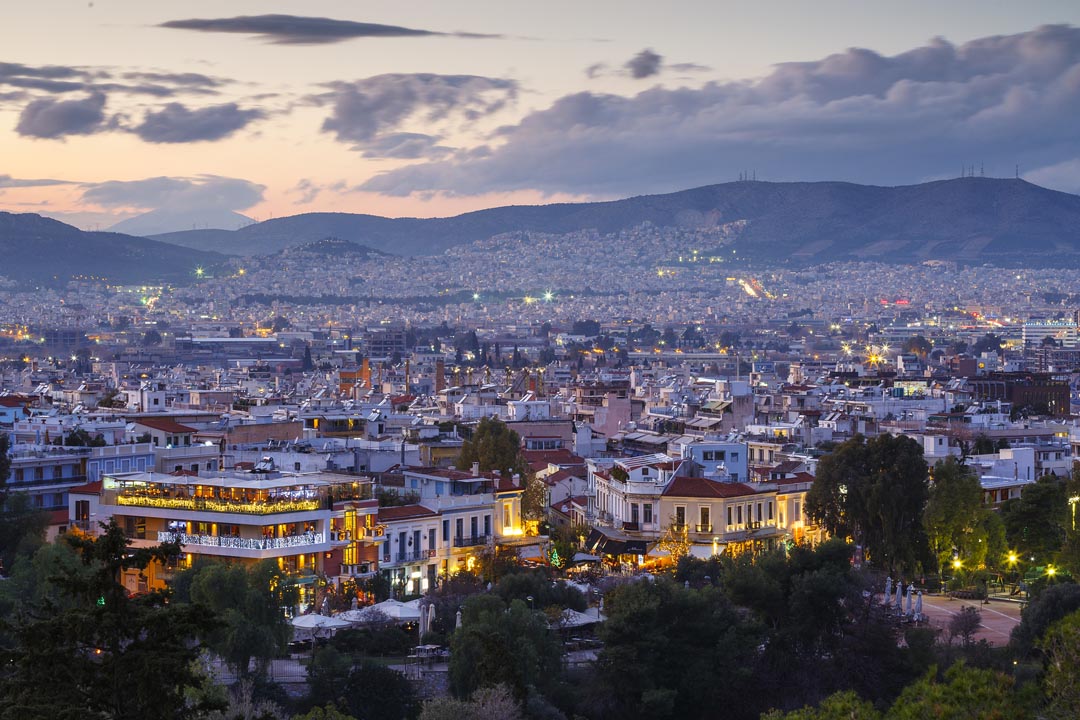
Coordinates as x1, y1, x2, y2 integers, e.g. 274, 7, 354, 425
457, 417, 525, 477
806, 434, 930, 573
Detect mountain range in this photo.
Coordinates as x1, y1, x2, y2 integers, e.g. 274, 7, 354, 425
0, 212, 227, 285
5, 177, 1080, 286
145, 177, 1080, 265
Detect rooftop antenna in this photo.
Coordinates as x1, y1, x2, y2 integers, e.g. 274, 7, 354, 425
980, 163, 984, 177
1015, 164, 1019, 179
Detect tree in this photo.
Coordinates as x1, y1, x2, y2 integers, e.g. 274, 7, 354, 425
449, 596, 562, 701
1039, 610, 1080, 719
571, 320, 601, 337
520, 473, 547, 523
1001, 475, 1068, 564
457, 417, 525, 477
0, 491, 48, 575
339, 662, 417, 720
0, 521, 217, 719
924, 458, 988, 572
806, 434, 930, 573
186, 559, 297, 678
970, 333, 1003, 356
883, 664, 1030, 720
141, 329, 163, 346
761, 692, 881, 720
302, 345, 315, 371
901, 335, 932, 358
1010, 583, 1080, 658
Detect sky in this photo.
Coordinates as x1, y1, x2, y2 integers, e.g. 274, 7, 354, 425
3, 1, 1080, 230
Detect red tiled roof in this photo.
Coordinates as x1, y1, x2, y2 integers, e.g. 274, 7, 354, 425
521, 448, 583, 465
663, 476, 758, 499
70, 480, 103, 494
133, 417, 197, 434
543, 469, 583, 486
776, 472, 816, 486
377, 504, 437, 522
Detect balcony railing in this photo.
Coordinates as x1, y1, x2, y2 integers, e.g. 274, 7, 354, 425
393, 549, 436, 563
116, 494, 321, 515
622, 521, 640, 531
340, 563, 377, 577
157, 530, 325, 550
695, 523, 713, 533
453, 534, 491, 548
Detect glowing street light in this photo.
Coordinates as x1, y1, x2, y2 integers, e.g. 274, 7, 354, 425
523, 295, 536, 305
543, 290, 554, 302
952, 558, 963, 571
194, 266, 205, 278
1047, 565, 1057, 578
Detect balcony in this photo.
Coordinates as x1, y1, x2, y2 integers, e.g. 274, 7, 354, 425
393, 549, 436, 563
695, 524, 713, 534
114, 493, 321, 515
453, 534, 491, 548
157, 530, 325, 551
329, 529, 352, 544
340, 563, 377, 577
621, 521, 640, 532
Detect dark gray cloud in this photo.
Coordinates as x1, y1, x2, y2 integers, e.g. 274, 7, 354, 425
669, 62, 712, 73
626, 49, 662, 79
0, 61, 226, 97
81, 175, 265, 211
15, 93, 108, 138
132, 102, 264, 143
0, 174, 72, 188
159, 14, 500, 45
360, 25, 1080, 197
316, 73, 517, 157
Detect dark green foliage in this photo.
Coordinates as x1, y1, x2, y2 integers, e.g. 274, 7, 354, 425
457, 416, 525, 477
494, 570, 587, 613
449, 596, 562, 701
592, 577, 765, 720
1001, 475, 1069, 564
340, 663, 418, 720
806, 434, 930, 573
184, 559, 297, 678
1010, 583, 1080, 658
0, 491, 48, 574
0, 521, 217, 719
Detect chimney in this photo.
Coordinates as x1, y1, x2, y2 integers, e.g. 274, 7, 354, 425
435, 359, 446, 393
472, 461, 480, 476
512, 473, 521, 488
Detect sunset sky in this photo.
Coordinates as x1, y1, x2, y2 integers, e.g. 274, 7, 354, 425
3, 1, 1080, 230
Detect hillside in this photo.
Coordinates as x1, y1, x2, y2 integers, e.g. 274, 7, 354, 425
0, 212, 229, 284
146, 178, 1080, 265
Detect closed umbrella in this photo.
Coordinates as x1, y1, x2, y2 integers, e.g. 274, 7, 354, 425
914, 591, 923, 621
428, 603, 436, 636
455, 609, 462, 630
894, 582, 903, 611
905, 583, 914, 617
419, 603, 428, 637
884, 577, 893, 608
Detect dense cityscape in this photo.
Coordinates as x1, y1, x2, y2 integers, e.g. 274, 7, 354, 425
5, 4, 1080, 720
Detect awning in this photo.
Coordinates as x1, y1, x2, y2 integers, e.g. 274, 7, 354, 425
689, 544, 721, 559
586, 528, 648, 557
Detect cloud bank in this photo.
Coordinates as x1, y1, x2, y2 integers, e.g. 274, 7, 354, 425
315, 73, 517, 157
363, 24, 1080, 197
81, 175, 265, 212
159, 15, 500, 45
133, 103, 264, 143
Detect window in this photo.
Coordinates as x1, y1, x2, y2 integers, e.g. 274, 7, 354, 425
731, 452, 739, 462
703, 451, 714, 461
503, 502, 512, 528
190, 464, 199, 474
674, 506, 686, 527
793, 501, 802, 523
428, 528, 436, 550
470, 516, 478, 538
630, 503, 640, 524
756, 503, 762, 522
442, 520, 449, 543
736, 505, 742, 525
484, 515, 491, 536
727, 506, 733, 526
768, 501, 774, 520
294, 462, 302, 471
643, 503, 653, 524
699, 506, 710, 529
455, 518, 463, 540
75, 500, 90, 523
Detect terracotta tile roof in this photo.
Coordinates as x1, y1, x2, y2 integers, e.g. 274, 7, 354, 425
663, 476, 758, 499
776, 472, 816, 486
69, 480, 103, 494
133, 417, 197, 434
377, 504, 437, 522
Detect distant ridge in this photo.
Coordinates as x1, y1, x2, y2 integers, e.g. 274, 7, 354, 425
147, 177, 1080, 265
0, 212, 228, 284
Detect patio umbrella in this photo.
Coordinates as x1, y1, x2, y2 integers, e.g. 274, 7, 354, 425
894, 582, 902, 611
427, 603, 436, 636
291, 613, 351, 640
884, 577, 893, 607
905, 583, 914, 617
914, 591, 923, 621
455, 609, 462, 630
